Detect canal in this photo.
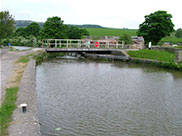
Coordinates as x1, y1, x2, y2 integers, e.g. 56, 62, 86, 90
36, 58, 182, 136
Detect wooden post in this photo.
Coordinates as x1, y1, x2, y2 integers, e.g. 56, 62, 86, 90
122, 41, 125, 48
107, 42, 110, 48
116, 41, 118, 49
55, 39, 57, 48
60, 40, 61, 48
66, 40, 68, 48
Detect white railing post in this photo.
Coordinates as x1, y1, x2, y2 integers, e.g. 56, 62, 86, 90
116, 41, 118, 49
55, 39, 57, 48
66, 40, 68, 48
60, 40, 61, 48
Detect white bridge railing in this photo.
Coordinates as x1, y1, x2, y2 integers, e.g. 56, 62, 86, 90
42, 39, 126, 49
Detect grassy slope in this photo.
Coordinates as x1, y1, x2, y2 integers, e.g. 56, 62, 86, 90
86, 28, 137, 37
127, 49, 175, 63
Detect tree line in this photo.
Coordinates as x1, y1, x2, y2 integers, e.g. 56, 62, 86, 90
0, 11, 89, 47
0, 10, 182, 47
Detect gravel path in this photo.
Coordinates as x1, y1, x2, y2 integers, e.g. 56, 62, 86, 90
0, 49, 34, 105
8, 60, 40, 136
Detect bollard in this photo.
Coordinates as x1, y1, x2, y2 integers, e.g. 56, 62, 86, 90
20, 103, 27, 113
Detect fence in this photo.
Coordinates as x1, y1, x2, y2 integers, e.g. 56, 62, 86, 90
42, 39, 126, 49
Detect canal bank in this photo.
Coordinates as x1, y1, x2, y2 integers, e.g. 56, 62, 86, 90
8, 59, 40, 136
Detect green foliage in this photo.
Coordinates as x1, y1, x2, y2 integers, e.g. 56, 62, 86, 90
18, 54, 33, 63
2, 35, 41, 47
118, 34, 132, 44
25, 22, 41, 37
86, 28, 137, 37
0, 11, 15, 40
80, 29, 89, 36
68, 26, 82, 39
175, 28, 182, 38
15, 27, 26, 37
128, 49, 175, 62
0, 87, 18, 136
159, 36, 182, 45
15, 22, 41, 37
42, 16, 68, 39
137, 10, 174, 45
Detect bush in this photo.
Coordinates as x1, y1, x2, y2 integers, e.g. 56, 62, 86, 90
118, 34, 132, 44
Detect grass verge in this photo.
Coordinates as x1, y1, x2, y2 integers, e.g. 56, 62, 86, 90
0, 87, 18, 136
128, 49, 182, 71
127, 49, 175, 63
0, 53, 33, 136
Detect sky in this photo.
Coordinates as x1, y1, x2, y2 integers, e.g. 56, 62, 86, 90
1, 0, 181, 29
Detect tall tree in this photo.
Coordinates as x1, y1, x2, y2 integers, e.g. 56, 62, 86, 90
25, 22, 41, 37
68, 26, 82, 39
15, 27, 26, 36
137, 10, 174, 45
42, 16, 68, 39
175, 28, 182, 38
0, 11, 15, 40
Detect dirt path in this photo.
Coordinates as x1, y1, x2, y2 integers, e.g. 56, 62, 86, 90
0, 48, 34, 105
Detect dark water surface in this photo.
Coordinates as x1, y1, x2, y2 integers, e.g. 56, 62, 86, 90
36, 59, 182, 136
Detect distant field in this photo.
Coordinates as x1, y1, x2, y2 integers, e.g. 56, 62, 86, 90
159, 36, 182, 45
86, 28, 137, 37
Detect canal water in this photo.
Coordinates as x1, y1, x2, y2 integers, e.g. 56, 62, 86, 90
36, 58, 182, 136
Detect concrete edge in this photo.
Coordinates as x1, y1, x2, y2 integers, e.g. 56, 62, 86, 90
9, 59, 41, 136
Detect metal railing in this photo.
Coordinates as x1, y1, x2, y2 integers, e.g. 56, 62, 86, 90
42, 39, 126, 49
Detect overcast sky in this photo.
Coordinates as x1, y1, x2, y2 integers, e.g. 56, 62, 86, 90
1, 0, 181, 29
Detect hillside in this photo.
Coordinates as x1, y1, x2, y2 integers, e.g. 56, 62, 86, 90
15, 20, 137, 37
86, 28, 137, 37
15, 20, 103, 28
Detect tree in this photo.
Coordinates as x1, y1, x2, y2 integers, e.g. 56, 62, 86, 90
137, 10, 174, 45
42, 16, 68, 39
15, 27, 26, 36
0, 11, 15, 40
80, 29, 89, 36
25, 22, 41, 37
175, 28, 182, 38
118, 34, 132, 44
68, 26, 82, 39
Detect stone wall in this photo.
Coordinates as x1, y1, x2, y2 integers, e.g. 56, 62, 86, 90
175, 50, 182, 63
151, 46, 178, 53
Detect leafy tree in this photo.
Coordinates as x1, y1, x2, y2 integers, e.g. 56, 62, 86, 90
80, 29, 89, 36
137, 10, 174, 45
118, 34, 132, 44
175, 28, 182, 38
0, 11, 15, 40
15, 27, 26, 36
67, 26, 82, 39
25, 22, 41, 37
42, 16, 68, 39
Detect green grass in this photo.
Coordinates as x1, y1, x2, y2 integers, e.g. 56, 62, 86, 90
128, 49, 175, 62
0, 87, 18, 136
159, 36, 182, 45
86, 28, 137, 37
18, 54, 33, 63
9, 47, 15, 51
